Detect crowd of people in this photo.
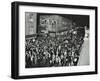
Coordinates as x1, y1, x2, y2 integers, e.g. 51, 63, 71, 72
25, 27, 85, 68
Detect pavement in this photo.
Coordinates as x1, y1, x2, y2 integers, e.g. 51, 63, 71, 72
77, 37, 89, 66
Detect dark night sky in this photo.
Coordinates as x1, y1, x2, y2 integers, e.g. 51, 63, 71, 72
62, 15, 89, 28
